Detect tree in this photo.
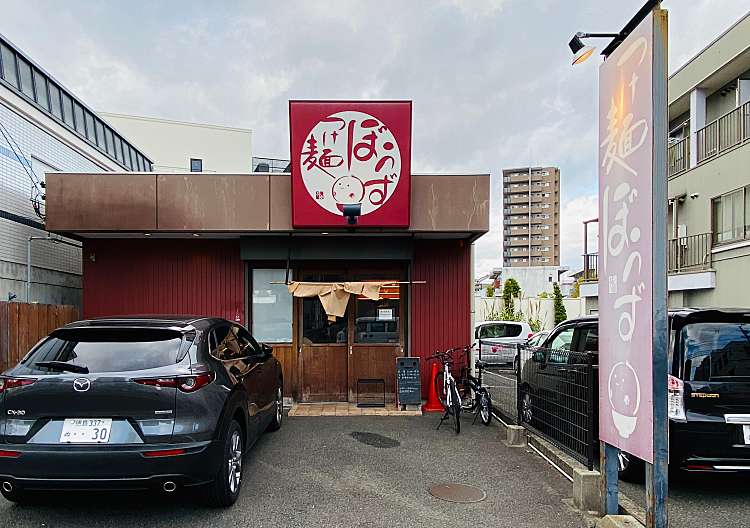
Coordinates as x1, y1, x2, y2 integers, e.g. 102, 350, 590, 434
538, 291, 549, 299
502, 278, 521, 311
570, 278, 582, 299
485, 285, 495, 298
553, 282, 567, 325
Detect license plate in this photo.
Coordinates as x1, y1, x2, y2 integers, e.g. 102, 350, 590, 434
60, 418, 112, 443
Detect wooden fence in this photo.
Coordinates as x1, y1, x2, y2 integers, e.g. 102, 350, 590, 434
0, 302, 80, 372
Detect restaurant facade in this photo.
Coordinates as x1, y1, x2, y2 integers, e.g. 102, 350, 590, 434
44, 101, 490, 403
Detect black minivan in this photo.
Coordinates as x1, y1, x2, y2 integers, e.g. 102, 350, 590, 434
522, 308, 750, 480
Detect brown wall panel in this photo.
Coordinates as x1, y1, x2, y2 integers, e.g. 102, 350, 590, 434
269, 175, 292, 231
157, 174, 270, 231
410, 174, 490, 232
45, 173, 157, 231
270, 344, 297, 399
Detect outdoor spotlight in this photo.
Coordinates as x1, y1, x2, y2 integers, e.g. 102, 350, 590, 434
568, 31, 620, 66
342, 203, 362, 225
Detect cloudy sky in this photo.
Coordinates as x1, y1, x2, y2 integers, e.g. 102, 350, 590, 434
3, 1, 748, 275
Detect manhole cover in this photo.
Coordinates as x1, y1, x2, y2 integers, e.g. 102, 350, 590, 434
428, 483, 486, 503
350, 431, 400, 448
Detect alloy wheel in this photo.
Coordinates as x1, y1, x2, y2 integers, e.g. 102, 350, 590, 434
276, 387, 283, 424
522, 393, 533, 423
227, 430, 242, 494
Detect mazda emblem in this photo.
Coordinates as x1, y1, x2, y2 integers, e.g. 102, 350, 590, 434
73, 378, 91, 392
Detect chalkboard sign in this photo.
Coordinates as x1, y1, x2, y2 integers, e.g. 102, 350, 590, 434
396, 357, 421, 406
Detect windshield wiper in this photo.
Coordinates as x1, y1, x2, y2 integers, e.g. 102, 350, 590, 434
34, 361, 89, 374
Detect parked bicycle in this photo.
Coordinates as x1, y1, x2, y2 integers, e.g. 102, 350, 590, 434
428, 349, 462, 434
461, 345, 493, 426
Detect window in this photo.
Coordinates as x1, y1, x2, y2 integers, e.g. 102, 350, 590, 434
48, 83, 62, 119
210, 325, 242, 360
548, 326, 575, 351
95, 120, 105, 148
22, 328, 184, 373
355, 286, 400, 343
577, 325, 598, 353
682, 323, 750, 381
73, 102, 85, 135
190, 158, 203, 172
252, 269, 292, 343
84, 111, 95, 142
303, 297, 347, 344
105, 127, 114, 155
713, 188, 745, 244
32, 69, 48, 110
61, 92, 74, 128
0, 44, 18, 88
17, 57, 34, 100
477, 323, 522, 339
114, 136, 123, 162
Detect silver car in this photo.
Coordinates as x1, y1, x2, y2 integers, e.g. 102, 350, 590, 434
475, 321, 533, 365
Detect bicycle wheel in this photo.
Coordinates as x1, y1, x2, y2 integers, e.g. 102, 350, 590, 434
478, 390, 492, 426
434, 371, 447, 407
449, 380, 461, 434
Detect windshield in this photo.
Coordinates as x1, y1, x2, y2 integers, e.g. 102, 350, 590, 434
479, 323, 522, 339
682, 322, 750, 381
22, 328, 185, 374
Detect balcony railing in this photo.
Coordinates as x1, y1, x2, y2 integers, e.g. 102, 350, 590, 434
582, 232, 712, 283
582, 253, 598, 282
696, 101, 750, 164
668, 137, 689, 177
667, 232, 712, 273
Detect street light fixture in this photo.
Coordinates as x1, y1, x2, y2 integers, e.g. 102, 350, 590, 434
568, 32, 621, 65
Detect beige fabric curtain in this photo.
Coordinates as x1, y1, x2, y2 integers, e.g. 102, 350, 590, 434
287, 281, 393, 321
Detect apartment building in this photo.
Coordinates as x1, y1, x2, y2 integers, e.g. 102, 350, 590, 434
99, 113, 252, 173
580, 12, 750, 312
0, 33, 151, 306
502, 166, 560, 267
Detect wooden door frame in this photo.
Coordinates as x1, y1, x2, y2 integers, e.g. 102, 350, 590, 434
295, 262, 408, 403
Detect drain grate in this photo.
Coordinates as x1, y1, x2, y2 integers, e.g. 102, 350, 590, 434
428, 483, 486, 503
350, 431, 400, 448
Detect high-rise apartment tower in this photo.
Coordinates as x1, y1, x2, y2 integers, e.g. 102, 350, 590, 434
502, 166, 560, 267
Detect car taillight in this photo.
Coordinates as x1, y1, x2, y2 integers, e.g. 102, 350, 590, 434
143, 448, 185, 458
0, 377, 36, 393
0, 450, 21, 458
668, 374, 686, 422
134, 372, 214, 393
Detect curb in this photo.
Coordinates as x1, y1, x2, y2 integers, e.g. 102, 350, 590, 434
494, 416, 646, 525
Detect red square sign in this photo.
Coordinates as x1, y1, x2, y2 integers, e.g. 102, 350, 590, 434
289, 100, 412, 228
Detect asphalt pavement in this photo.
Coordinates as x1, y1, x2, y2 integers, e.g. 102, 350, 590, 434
621, 471, 749, 528
0, 414, 584, 528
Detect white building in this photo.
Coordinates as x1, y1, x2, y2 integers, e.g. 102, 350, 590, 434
0, 34, 151, 306
98, 113, 252, 173
502, 265, 568, 298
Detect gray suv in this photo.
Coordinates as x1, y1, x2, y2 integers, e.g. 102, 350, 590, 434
0, 316, 283, 506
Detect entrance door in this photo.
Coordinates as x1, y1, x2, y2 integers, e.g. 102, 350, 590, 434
298, 274, 349, 402
348, 283, 404, 403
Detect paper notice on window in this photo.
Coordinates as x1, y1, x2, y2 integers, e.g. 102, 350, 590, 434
378, 308, 394, 321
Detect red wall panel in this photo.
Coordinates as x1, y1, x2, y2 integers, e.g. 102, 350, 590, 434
411, 239, 472, 396
82, 239, 244, 324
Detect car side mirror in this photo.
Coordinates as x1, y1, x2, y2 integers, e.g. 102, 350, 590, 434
532, 350, 545, 362
261, 343, 273, 359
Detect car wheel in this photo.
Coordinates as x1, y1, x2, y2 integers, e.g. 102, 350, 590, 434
267, 385, 283, 432
617, 451, 645, 483
207, 420, 244, 507
521, 392, 533, 425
